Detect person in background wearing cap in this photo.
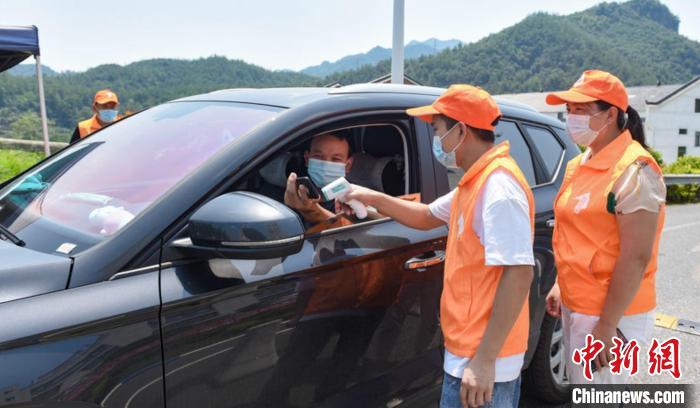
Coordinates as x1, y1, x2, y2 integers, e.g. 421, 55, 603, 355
344, 84, 535, 408
69, 89, 123, 143
544, 70, 666, 384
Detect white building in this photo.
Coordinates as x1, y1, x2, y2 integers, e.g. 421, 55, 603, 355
496, 76, 700, 164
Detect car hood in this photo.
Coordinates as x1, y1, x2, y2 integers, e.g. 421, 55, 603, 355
0, 240, 71, 304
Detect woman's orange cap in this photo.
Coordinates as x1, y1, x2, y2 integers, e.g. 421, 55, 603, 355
406, 84, 501, 131
546, 70, 629, 111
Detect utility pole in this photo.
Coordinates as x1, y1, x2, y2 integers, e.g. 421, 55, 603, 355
391, 0, 404, 84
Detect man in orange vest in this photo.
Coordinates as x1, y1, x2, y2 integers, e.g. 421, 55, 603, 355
344, 85, 534, 408
69, 89, 123, 143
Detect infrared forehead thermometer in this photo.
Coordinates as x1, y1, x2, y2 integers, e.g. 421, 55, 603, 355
321, 177, 368, 219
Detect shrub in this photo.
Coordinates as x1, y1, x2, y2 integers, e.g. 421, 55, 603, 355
648, 147, 664, 167
0, 149, 43, 183
664, 156, 700, 204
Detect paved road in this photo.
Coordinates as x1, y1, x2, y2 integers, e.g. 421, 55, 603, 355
522, 203, 700, 407
629, 203, 700, 396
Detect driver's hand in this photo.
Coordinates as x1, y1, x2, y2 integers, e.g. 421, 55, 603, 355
285, 173, 321, 212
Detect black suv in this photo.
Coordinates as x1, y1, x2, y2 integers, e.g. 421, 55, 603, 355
0, 84, 576, 407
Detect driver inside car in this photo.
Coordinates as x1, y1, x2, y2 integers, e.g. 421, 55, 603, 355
284, 132, 356, 231
281, 131, 420, 234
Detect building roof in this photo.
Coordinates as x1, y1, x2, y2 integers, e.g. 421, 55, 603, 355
646, 76, 700, 105
495, 79, 699, 114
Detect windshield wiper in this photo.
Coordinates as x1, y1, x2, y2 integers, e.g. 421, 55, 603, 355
0, 223, 25, 247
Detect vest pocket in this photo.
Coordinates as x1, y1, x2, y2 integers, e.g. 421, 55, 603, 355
588, 248, 612, 285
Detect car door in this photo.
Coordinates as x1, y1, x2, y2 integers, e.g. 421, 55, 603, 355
158, 113, 447, 408
0, 264, 165, 407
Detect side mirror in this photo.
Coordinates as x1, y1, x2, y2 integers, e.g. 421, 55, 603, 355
171, 192, 304, 259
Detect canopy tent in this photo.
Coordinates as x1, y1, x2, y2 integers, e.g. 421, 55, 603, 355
0, 25, 50, 156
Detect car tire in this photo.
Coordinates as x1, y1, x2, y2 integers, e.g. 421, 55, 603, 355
524, 313, 571, 404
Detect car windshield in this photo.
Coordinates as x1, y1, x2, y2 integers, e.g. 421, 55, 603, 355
0, 101, 280, 254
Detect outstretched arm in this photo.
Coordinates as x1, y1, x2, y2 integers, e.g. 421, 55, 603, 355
344, 185, 445, 230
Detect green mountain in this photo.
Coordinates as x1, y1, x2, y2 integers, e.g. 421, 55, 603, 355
1, 0, 698, 144
7, 64, 59, 77
0, 56, 317, 142
326, 0, 700, 93
301, 38, 461, 77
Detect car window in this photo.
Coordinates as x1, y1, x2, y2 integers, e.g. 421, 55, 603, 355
236, 123, 415, 234
522, 124, 564, 181
495, 121, 536, 186
445, 120, 536, 189
0, 101, 280, 252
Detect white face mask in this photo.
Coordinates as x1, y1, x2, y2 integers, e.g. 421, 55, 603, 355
307, 158, 347, 189
432, 123, 463, 168
566, 111, 607, 146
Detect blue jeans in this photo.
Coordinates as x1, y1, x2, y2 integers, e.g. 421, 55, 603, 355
440, 372, 521, 408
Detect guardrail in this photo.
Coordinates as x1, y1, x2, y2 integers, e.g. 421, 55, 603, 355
0, 137, 68, 154
664, 174, 700, 185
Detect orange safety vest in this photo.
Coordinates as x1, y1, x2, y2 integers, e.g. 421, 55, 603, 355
553, 130, 665, 316
442, 141, 535, 358
78, 115, 103, 138
78, 114, 124, 138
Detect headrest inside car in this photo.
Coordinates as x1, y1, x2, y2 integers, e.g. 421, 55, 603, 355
347, 153, 404, 195
259, 152, 302, 188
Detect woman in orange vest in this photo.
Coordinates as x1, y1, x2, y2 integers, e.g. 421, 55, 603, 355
544, 70, 666, 384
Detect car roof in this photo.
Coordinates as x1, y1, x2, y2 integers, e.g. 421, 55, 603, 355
174, 83, 563, 128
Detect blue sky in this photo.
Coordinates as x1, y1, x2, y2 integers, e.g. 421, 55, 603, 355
2, 0, 698, 73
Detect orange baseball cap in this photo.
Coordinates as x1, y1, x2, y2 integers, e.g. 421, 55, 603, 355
406, 84, 502, 131
94, 89, 119, 105
546, 70, 628, 111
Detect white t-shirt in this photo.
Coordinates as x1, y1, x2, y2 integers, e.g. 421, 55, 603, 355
429, 169, 534, 382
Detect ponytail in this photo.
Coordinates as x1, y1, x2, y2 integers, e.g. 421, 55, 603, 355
594, 101, 647, 149
624, 106, 647, 149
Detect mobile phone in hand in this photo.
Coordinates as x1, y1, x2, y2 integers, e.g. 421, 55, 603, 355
615, 328, 628, 345
591, 328, 628, 373
296, 177, 321, 199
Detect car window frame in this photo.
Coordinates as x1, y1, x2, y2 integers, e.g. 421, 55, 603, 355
156, 109, 435, 265
518, 121, 566, 186
516, 120, 567, 189
494, 119, 540, 186
238, 118, 419, 238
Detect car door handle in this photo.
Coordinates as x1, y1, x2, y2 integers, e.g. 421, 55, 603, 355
546, 218, 555, 228
404, 250, 446, 272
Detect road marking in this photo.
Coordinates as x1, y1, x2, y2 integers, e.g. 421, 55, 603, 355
124, 345, 235, 408
179, 334, 244, 358
663, 221, 700, 233
168, 346, 234, 377
101, 381, 122, 407
655, 313, 700, 336
655, 313, 678, 329
125, 377, 162, 408
103, 340, 240, 407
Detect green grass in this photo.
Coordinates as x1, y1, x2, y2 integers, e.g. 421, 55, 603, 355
0, 149, 44, 183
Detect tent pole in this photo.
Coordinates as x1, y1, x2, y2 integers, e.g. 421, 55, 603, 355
35, 54, 50, 157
